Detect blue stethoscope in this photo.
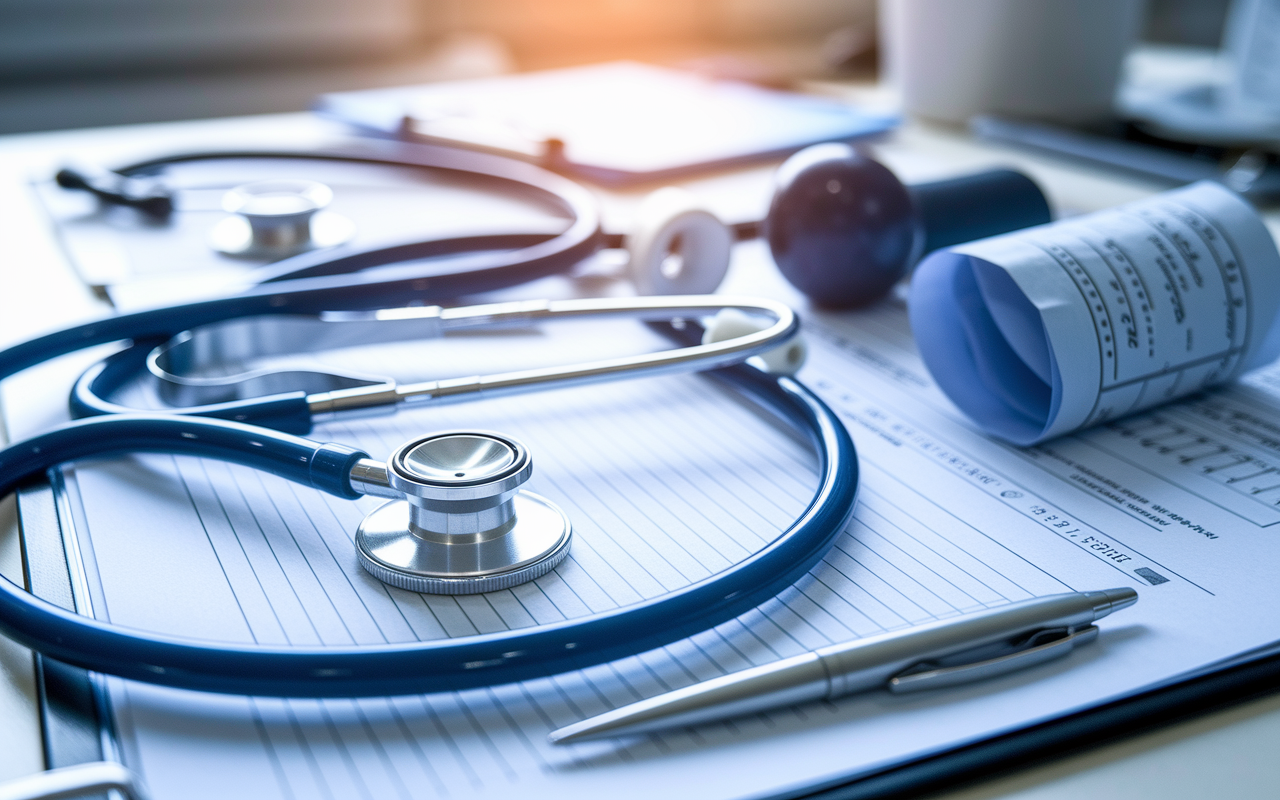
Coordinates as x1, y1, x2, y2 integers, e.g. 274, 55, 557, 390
0, 142, 862, 698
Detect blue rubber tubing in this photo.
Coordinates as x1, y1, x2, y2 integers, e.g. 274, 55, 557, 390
0, 366, 858, 697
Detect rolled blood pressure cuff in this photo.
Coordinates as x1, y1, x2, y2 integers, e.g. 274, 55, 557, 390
909, 181, 1280, 445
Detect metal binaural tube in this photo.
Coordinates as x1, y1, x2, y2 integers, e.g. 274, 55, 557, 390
307, 295, 799, 421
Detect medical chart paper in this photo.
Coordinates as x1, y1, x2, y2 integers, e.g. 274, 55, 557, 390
911, 181, 1280, 445
11, 255, 1280, 799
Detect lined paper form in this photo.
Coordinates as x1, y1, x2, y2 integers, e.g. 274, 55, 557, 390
16, 248, 1280, 799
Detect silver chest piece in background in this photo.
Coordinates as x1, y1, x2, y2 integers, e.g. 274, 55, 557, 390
211, 179, 356, 259
349, 432, 572, 595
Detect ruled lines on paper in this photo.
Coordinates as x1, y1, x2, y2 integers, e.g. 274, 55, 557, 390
83, 358, 1089, 799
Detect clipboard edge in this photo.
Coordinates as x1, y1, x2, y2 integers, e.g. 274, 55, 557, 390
785, 643, 1280, 799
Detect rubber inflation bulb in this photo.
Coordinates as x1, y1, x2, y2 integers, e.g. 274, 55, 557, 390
702, 308, 808, 376
626, 187, 732, 295
766, 143, 917, 309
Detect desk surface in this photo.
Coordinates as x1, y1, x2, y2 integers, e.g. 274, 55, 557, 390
2, 109, 1280, 799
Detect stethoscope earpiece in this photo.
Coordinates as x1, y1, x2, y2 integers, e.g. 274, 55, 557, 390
625, 186, 733, 296
703, 308, 807, 377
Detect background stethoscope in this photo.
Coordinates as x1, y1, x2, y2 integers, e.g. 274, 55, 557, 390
56, 139, 1052, 308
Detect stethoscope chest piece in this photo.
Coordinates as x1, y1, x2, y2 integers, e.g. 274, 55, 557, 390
354, 432, 571, 595
211, 179, 356, 259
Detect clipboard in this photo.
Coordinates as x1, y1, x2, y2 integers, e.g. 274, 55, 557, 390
16, 477, 117, 774
315, 62, 898, 185
15, 465, 1280, 799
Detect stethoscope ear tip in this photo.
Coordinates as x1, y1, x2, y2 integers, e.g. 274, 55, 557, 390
702, 308, 807, 377
626, 187, 732, 297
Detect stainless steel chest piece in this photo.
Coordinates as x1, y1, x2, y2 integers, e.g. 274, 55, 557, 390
211, 179, 355, 259
353, 432, 572, 595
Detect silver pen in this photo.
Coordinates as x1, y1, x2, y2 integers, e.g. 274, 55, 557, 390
549, 587, 1138, 744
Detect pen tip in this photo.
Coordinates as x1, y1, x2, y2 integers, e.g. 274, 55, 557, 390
1089, 587, 1138, 617
547, 721, 597, 745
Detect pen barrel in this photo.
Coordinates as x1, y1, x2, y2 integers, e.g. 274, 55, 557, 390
550, 652, 830, 743
651, 653, 832, 731
818, 593, 1104, 698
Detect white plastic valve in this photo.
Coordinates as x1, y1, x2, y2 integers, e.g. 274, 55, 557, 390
702, 308, 807, 376
625, 187, 732, 295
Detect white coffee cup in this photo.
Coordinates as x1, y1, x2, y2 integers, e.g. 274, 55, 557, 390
1221, 0, 1280, 122
879, 0, 1146, 125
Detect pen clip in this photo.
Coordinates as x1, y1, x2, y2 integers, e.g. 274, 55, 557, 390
887, 625, 1099, 694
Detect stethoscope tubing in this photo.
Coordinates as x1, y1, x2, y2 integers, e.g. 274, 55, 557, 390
1, 145, 861, 697
0, 242, 594, 384
0, 362, 857, 697
0, 415, 368, 501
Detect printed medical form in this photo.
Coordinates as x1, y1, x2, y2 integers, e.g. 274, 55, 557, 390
8, 241, 1280, 800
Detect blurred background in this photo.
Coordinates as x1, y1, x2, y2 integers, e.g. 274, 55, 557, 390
0, 0, 1233, 136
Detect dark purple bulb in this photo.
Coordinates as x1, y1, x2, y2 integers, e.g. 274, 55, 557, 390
766, 143, 916, 308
